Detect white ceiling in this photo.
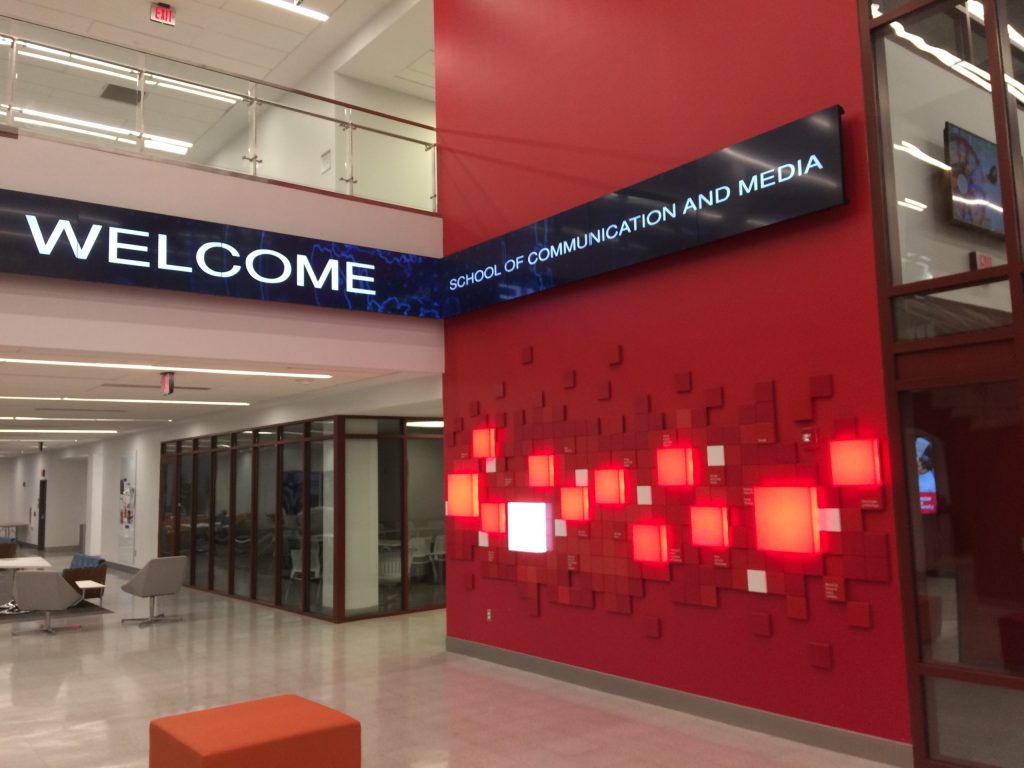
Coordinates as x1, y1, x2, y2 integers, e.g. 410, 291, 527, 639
0, 346, 430, 459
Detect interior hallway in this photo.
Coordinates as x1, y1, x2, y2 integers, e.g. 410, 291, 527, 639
1, 557, 893, 768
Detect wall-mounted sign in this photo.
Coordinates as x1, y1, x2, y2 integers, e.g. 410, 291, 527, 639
441, 105, 846, 314
0, 188, 444, 317
0, 107, 845, 319
150, 3, 176, 26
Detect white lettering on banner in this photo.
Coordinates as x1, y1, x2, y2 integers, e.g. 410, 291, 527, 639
157, 234, 192, 273
297, 254, 339, 291
196, 242, 240, 278
451, 203, 679, 288
246, 249, 291, 284
21, 218, 378, 297
25, 215, 102, 260
346, 261, 376, 295
738, 154, 823, 196
108, 227, 151, 268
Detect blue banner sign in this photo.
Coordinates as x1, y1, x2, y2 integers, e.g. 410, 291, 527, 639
441, 105, 846, 314
0, 106, 844, 318
0, 188, 445, 317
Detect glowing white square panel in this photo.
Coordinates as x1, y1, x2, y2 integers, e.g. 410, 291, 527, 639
747, 569, 767, 594
554, 519, 567, 537
636, 485, 652, 505
575, 469, 589, 486
477, 531, 490, 547
485, 458, 497, 473
507, 502, 552, 553
707, 445, 726, 467
818, 507, 842, 533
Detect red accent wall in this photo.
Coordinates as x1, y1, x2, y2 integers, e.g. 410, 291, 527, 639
436, 0, 910, 742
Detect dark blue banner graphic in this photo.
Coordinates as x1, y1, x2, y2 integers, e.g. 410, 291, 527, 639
0, 107, 844, 319
0, 188, 444, 318
440, 105, 846, 314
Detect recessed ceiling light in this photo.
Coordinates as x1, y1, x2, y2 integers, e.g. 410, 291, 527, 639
0, 357, 331, 379
257, 0, 330, 22
406, 420, 444, 428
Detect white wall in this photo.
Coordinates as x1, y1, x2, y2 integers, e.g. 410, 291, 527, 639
0, 461, 12, 529
4, 453, 87, 548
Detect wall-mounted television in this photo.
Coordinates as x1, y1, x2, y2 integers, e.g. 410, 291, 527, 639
945, 122, 1004, 236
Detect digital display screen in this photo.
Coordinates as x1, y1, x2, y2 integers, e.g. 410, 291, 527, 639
916, 435, 938, 515
945, 122, 1004, 237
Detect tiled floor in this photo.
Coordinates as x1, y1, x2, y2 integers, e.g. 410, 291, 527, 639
1, 555, 895, 768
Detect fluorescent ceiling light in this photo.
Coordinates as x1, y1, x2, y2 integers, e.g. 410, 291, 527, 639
0, 357, 329, 379
63, 398, 250, 406
257, 0, 330, 22
17, 49, 139, 83
406, 420, 444, 428
12, 107, 193, 155
145, 75, 242, 104
0, 395, 247, 406
0, 416, 172, 422
0, 429, 118, 434
14, 116, 122, 143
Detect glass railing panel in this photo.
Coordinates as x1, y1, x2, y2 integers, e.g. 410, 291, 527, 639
253, 84, 340, 193
10, 38, 141, 154
142, 52, 250, 172
347, 107, 436, 210
0, 15, 438, 211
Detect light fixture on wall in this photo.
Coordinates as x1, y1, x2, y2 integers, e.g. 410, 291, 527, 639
257, 0, 330, 22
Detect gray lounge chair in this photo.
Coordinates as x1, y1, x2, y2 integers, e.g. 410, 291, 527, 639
13, 570, 84, 634
121, 556, 188, 627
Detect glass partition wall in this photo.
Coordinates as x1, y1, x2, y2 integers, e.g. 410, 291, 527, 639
865, 1, 1024, 765
158, 417, 444, 622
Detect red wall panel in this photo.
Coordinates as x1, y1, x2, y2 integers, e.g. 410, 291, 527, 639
436, 0, 910, 742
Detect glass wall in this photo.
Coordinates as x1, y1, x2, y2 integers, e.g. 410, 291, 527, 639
159, 416, 444, 622
869, 2, 1024, 764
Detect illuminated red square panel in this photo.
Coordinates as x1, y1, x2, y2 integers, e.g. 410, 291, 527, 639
446, 473, 480, 518
471, 428, 497, 459
528, 454, 557, 487
656, 447, 694, 486
632, 523, 668, 564
480, 502, 507, 533
594, 468, 626, 504
752, 486, 819, 553
828, 439, 881, 486
690, 506, 729, 547
560, 487, 590, 521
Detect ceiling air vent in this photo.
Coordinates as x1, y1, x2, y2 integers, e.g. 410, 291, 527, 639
101, 84, 142, 105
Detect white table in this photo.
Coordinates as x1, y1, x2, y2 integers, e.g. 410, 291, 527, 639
0, 557, 52, 570
75, 579, 106, 606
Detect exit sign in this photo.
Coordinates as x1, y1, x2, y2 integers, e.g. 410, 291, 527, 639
150, 3, 176, 26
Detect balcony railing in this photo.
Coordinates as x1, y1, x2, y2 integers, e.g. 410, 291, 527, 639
0, 16, 438, 212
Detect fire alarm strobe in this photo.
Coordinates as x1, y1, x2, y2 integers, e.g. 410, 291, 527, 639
150, 3, 176, 26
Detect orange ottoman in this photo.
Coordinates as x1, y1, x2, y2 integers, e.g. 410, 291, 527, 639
150, 694, 360, 768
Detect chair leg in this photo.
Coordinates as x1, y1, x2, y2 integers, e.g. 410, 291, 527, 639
122, 595, 182, 627
13, 610, 80, 635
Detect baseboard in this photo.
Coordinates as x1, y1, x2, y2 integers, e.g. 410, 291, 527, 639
446, 637, 913, 767
106, 561, 140, 574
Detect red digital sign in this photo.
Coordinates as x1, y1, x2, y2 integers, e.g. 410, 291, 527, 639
151, 3, 176, 26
